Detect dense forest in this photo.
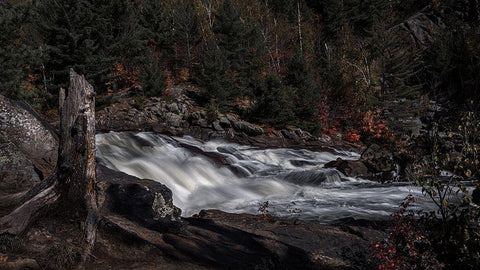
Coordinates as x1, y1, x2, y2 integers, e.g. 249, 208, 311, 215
1, 0, 478, 139
1, 0, 480, 269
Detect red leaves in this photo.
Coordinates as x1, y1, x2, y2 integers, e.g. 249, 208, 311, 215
344, 130, 361, 143
362, 110, 393, 142
371, 195, 444, 270
106, 62, 139, 92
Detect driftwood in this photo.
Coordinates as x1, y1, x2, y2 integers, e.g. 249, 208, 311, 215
0, 69, 98, 268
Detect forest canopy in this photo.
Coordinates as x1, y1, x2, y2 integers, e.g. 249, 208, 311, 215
0, 0, 479, 140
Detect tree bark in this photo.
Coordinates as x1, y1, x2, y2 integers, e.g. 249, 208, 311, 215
58, 69, 98, 268
1, 69, 98, 268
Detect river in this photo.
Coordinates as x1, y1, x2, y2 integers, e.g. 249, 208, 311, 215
96, 131, 432, 223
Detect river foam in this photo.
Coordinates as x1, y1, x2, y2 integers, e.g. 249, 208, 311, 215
96, 131, 431, 223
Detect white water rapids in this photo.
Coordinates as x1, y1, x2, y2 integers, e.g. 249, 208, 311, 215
96, 132, 433, 223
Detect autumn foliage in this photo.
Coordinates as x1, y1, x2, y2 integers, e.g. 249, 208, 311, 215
361, 110, 393, 142
371, 195, 443, 270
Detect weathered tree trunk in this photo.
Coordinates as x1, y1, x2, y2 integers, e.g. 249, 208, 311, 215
1, 69, 98, 268
58, 69, 98, 268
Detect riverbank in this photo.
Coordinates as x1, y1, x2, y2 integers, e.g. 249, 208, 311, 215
1, 91, 393, 269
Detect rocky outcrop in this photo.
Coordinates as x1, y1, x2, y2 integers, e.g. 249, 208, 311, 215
0, 95, 57, 178
402, 8, 445, 48
96, 93, 347, 153
89, 209, 383, 269
97, 165, 183, 233
325, 144, 400, 182
361, 144, 395, 173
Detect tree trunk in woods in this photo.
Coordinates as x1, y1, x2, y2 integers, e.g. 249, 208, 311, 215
297, 1, 303, 54
58, 69, 98, 268
0, 69, 98, 269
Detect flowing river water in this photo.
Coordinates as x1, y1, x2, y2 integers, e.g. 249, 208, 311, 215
96, 131, 433, 223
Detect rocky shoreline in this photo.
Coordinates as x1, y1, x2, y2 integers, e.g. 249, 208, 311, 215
94, 88, 406, 183
95, 87, 359, 153
0, 91, 390, 269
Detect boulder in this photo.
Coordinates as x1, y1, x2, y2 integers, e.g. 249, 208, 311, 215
0, 95, 57, 178
164, 113, 183, 128
0, 135, 41, 195
361, 144, 395, 173
324, 158, 372, 179
97, 165, 183, 232
212, 120, 223, 131
231, 119, 264, 136
218, 115, 231, 128
402, 10, 444, 48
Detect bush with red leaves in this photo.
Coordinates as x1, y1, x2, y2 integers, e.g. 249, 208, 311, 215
371, 195, 444, 270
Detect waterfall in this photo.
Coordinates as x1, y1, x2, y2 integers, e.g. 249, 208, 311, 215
96, 131, 430, 223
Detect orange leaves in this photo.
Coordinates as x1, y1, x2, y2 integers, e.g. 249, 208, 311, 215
260, 125, 277, 138
234, 96, 253, 110
21, 73, 38, 92
344, 131, 361, 144
106, 62, 139, 93
177, 68, 190, 82
362, 110, 393, 141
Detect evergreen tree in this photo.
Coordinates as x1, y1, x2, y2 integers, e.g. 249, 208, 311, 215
320, 0, 345, 42
213, 0, 249, 76
286, 51, 320, 128
140, 0, 174, 59
423, 21, 480, 107
138, 49, 168, 98
197, 46, 230, 106
371, 5, 423, 134
33, 0, 147, 96
345, 0, 388, 36
0, 2, 39, 102
253, 74, 294, 127
199, 0, 262, 108
172, 0, 200, 77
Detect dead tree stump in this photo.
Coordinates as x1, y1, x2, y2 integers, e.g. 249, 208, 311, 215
1, 69, 98, 268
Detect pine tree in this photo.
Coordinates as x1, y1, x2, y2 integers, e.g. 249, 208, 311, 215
0, 2, 39, 102
34, 0, 147, 96
138, 49, 168, 98
213, 0, 249, 76
320, 0, 345, 42
172, 0, 200, 78
140, 0, 173, 57
197, 46, 230, 106
253, 74, 294, 127
371, 4, 423, 134
198, 0, 262, 108
286, 50, 320, 129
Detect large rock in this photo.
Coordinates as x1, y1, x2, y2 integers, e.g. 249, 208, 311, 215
230, 119, 264, 136
97, 165, 183, 232
0, 95, 57, 178
361, 144, 394, 173
324, 158, 372, 179
0, 134, 41, 195
360, 144, 399, 182
402, 10, 444, 48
